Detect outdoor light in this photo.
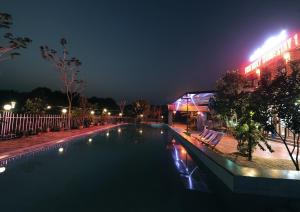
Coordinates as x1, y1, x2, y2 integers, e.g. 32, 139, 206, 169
181, 149, 186, 154
197, 111, 201, 115
139, 129, 143, 134
3, 104, 12, 111
283, 52, 290, 62
90, 110, 95, 115
58, 147, 64, 153
62, 108, 67, 114
0, 166, 6, 174
161, 115, 164, 119
118, 128, 121, 133
173, 111, 176, 114
160, 130, 164, 134
106, 132, 110, 137
46, 105, 52, 109
119, 113, 123, 117
249, 30, 287, 62
10, 101, 16, 109
140, 114, 143, 118
108, 112, 111, 116
103, 108, 107, 113
88, 138, 93, 143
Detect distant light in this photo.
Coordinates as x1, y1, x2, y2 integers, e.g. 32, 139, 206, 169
161, 115, 164, 119
118, 128, 121, 133
58, 147, 64, 153
119, 113, 123, 117
62, 108, 67, 114
139, 129, 143, 134
106, 132, 110, 137
3, 104, 12, 111
90, 110, 95, 115
0, 167, 6, 174
283, 52, 290, 62
140, 114, 144, 118
108, 112, 111, 116
249, 30, 287, 62
103, 108, 107, 113
88, 138, 93, 143
46, 105, 51, 109
160, 130, 163, 134
10, 101, 16, 109
256, 69, 261, 76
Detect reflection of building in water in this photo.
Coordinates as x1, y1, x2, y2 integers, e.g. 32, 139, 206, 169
169, 138, 210, 192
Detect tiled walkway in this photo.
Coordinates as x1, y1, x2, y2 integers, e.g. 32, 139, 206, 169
171, 123, 295, 170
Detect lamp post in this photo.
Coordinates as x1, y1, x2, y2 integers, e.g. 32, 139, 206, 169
181, 94, 191, 133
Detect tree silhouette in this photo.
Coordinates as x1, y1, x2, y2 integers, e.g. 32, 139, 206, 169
40, 38, 84, 128
0, 12, 31, 62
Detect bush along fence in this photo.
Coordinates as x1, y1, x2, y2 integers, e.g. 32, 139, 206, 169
0, 112, 122, 140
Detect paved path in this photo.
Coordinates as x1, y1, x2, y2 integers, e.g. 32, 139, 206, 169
0, 124, 122, 161
171, 123, 295, 170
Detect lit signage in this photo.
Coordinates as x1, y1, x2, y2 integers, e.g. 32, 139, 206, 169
245, 30, 299, 74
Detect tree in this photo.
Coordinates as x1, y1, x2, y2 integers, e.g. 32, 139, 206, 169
24, 97, 46, 114
118, 99, 126, 115
132, 100, 150, 117
211, 70, 248, 128
40, 38, 84, 128
252, 64, 300, 170
234, 111, 273, 161
0, 12, 31, 62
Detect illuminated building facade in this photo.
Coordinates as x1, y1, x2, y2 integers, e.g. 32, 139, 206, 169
244, 30, 300, 88
167, 91, 215, 130
244, 30, 300, 137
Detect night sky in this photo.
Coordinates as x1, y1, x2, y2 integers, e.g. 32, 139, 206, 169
1, 0, 300, 104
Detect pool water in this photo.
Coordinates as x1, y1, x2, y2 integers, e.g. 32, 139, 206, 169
0, 124, 299, 212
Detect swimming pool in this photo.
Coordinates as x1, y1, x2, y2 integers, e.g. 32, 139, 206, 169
0, 124, 298, 211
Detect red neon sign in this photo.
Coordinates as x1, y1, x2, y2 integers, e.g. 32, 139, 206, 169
245, 33, 299, 74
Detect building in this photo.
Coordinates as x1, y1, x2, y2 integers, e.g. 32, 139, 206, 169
243, 30, 300, 137
167, 91, 215, 131
244, 30, 300, 88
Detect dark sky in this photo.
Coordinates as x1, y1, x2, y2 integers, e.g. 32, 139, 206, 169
1, 0, 300, 104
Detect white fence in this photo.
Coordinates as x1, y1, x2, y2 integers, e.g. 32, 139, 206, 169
0, 112, 69, 140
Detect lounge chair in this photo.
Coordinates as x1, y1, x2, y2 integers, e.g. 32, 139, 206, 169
200, 130, 213, 140
208, 133, 224, 149
202, 132, 218, 144
199, 129, 209, 138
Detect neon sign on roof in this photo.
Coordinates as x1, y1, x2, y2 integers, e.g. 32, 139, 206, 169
245, 30, 300, 74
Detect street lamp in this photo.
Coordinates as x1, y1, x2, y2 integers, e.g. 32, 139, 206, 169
10, 101, 16, 109
3, 104, 12, 111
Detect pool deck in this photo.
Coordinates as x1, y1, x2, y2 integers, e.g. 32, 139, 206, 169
172, 123, 295, 170
0, 124, 123, 162
169, 124, 300, 198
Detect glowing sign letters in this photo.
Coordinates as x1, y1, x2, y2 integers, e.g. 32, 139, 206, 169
245, 31, 299, 74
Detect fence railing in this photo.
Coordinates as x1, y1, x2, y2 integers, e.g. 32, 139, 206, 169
0, 112, 129, 140
0, 112, 71, 140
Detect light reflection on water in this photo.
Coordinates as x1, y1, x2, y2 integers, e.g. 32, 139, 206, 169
168, 138, 210, 192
